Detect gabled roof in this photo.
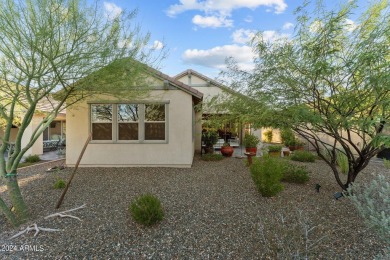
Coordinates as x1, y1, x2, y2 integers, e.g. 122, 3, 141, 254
0, 89, 65, 115
146, 67, 203, 101
75, 58, 203, 102
174, 69, 231, 92
174, 69, 252, 100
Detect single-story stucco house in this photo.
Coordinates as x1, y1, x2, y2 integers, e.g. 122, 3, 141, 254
66, 66, 275, 168
65, 66, 203, 168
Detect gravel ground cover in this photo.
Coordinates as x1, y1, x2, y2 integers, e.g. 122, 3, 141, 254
0, 156, 388, 259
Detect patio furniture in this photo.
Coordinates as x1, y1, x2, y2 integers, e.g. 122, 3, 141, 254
43, 140, 60, 151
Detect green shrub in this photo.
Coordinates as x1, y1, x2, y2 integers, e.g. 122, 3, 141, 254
347, 175, 390, 245
130, 194, 164, 226
282, 164, 310, 183
201, 153, 224, 161
24, 154, 41, 163
53, 179, 66, 189
336, 151, 349, 174
383, 159, 390, 169
291, 151, 316, 162
268, 145, 283, 152
250, 156, 284, 197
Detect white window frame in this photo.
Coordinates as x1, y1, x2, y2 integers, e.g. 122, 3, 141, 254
89, 101, 169, 144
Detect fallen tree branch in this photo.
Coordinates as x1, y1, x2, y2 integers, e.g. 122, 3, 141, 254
10, 223, 61, 239
44, 204, 86, 221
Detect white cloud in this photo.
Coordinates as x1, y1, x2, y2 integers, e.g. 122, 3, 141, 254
232, 29, 256, 44
309, 20, 324, 33
104, 2, 122, 19
182, 44, 254, 70
192, 14, 233, 28
166, 0, 288, 18
252, 30, 289, 43
344, 18, 357, 31
152, 40, 164, 50
118, 39, 133, 49
282, 22, 294, 30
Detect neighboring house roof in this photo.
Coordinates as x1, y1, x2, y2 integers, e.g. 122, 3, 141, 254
0, 90, 65, 115
36, 97, 66, 115
174, 69, 247, 98
146, 67, 203, 102
174, 69, 228, 90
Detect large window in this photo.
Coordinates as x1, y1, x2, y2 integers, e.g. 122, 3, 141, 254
145, 104, 165, 140
118, 104, 139, 140
90, 103, 167, 142
91, 104, 112, 140
43, 120, 66, 141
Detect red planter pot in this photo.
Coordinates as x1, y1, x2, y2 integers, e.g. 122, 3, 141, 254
288, 146, 304, 151
221, 146, 234, 157
245, 147, 257, 154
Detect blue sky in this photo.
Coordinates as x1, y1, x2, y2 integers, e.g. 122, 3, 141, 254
102, 0, 363, 79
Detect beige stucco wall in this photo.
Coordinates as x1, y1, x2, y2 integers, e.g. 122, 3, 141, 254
261, 127, 282, 143
0, 115, 44, 156
66, 90, 195, 167
176, 74, 225, 112
25, 115, 44, 156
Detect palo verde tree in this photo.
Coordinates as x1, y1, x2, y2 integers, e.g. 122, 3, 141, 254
220, 0, 390, 190
0, 0, 164, 226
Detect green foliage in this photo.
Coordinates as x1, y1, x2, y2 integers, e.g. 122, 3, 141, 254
280, 128, 303, 147
201, 153, 224, 161
250, 156, 284, 197
24, 154, 41, 163
383, 159, 390, 169
337, 151, 349, 175
130, 194, 164, 226
291, 151, 316, 162
267, 145, 283, 152
0, 0, 163, 226
220, 0, 390, 190
244, 134, 260, 148
282, 164, 310, 184
202, 131, 218, 147
347, 175, 390, 244
264, 129, 273, 143
53, 179, 66, 189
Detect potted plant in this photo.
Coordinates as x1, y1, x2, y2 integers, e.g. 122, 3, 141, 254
267, 145, 283, 157
286, 138, 305, 151
202, 131, 218, 154
221, 142, 234, 157
281, 128, 304, 151
243, 134, 260, 154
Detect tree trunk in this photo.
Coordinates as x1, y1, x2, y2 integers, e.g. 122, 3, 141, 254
329, 164, 346, 190
5, 174, 29, 225
0, 197, 19, 227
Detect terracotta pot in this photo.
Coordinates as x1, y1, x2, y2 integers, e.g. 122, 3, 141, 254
288, 146, 304, 151
221, 146, 234, 157
204, 146, 214, 154
245, 147, 257, 154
